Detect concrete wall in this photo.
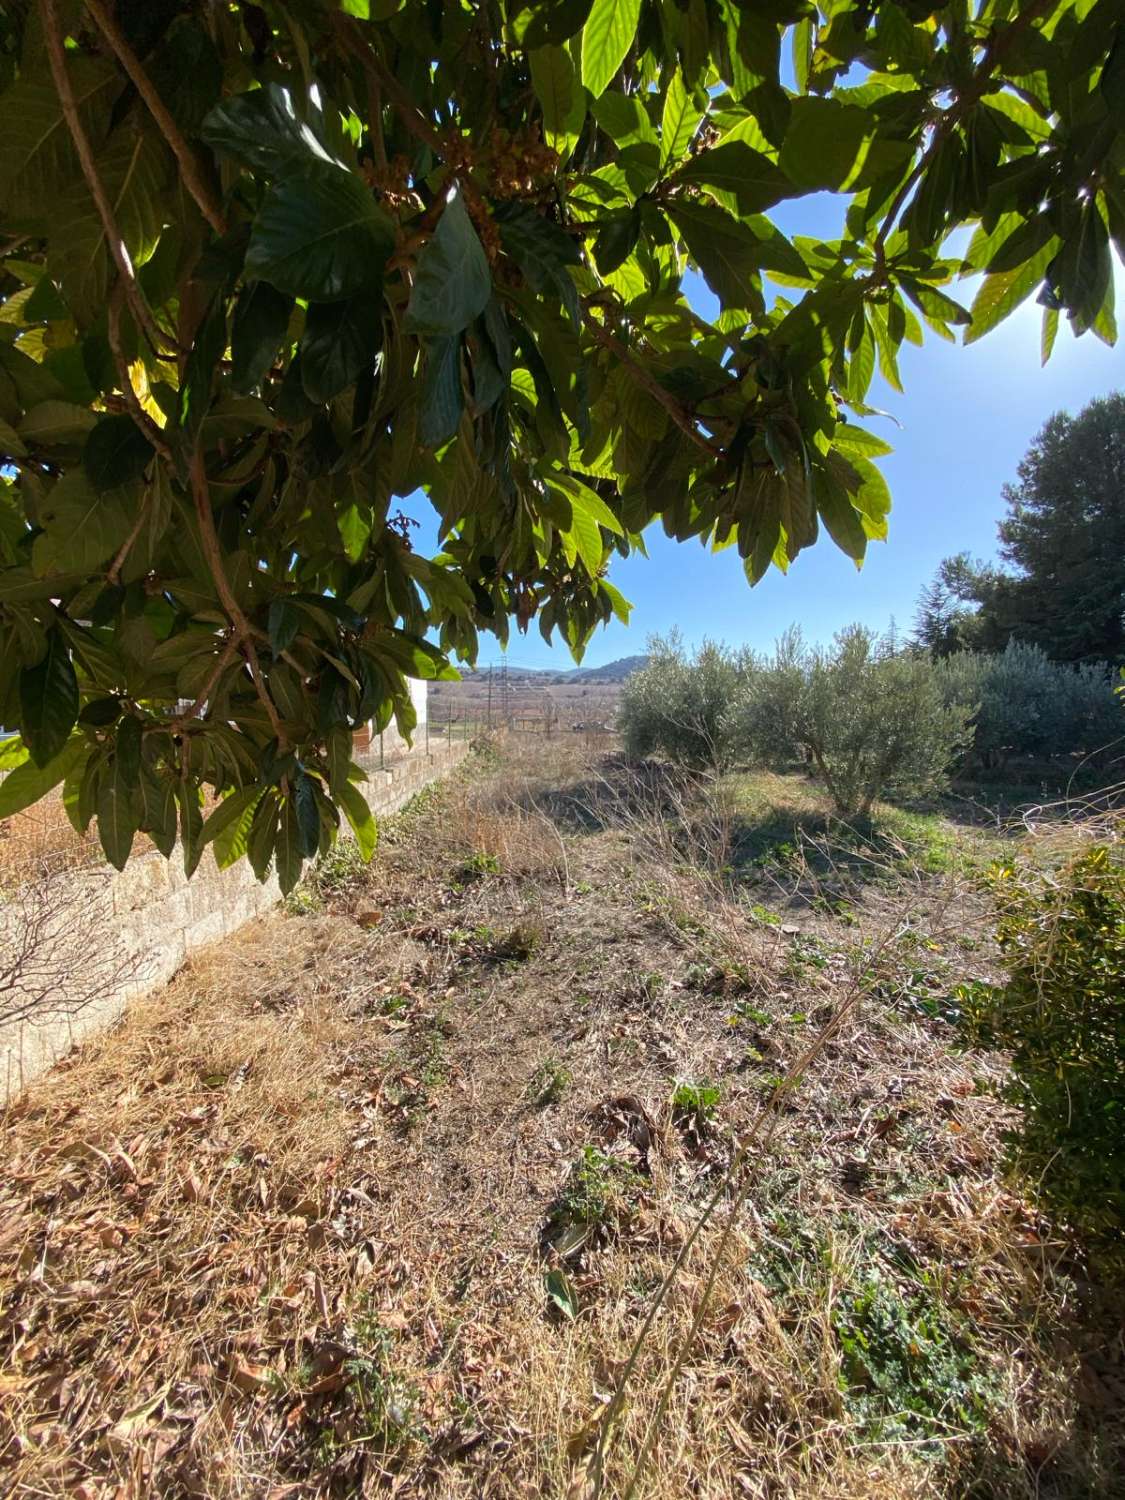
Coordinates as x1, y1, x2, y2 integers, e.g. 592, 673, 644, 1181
0, 731, 468, 1101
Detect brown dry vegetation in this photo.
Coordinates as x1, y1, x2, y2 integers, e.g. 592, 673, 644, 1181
1, 738, 1122, 1499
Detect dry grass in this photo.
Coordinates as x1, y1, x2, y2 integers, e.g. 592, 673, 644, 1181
0, 742, 1121, 1498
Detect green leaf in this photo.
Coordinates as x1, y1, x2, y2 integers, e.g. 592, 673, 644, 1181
547, 470, 623, 533
0, 59, 118, 216
592, 208, 640, 275
405, 190, 491, 338
83, 416, 154, 491
816, 478, 867, 564
673, 142, 791, 215
849, 455, 892, 540
97, 747, 140, 871
245, 162, 395, 302
140, 768, 177, 858
419, 335, 463, 448
47, 130, 172, 326
275, 796, 304, 894
213, 789, 262, 869
301, 285, 384, 402
581, 0, 642, 99
248, 794, 279, 881
115, 714, 143, 784
293, 770, 321, 858
31, 470, 137, 575
268, 598, 302, 656
1051, 203, 1112, 335
545, 1267, 578, 1319
669, 201, 761, 308
19, 628, 79, 768
965, 236, 1057, 344
530, 45, 586, 164
598, 578, 631, 623
0, 736, 28, 771
18, 400, 98, 449
202, 83, 339, 176
177, 782, 205, 878
660, 69, 704, 163
338, 779, 377, 859
0, 415, 27, 457
592, 90, 656, 148
201, 785, 262, 849
778, 98, 871, 191
231, 281, 295, 393
1100, 29, 1125, 131
1040, 305, 1059, 365
327, 725, 352, 797
0, 737, 84, 819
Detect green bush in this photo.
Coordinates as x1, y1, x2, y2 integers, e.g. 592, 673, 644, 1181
619, 633, 748, 770
735, 626, 972, 817
960, 847, 1125, 1262
936, 641, 1122, 767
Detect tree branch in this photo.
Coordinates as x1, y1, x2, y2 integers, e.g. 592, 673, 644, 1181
582, 308, 724, 461
40, 0, 175, 359
84, 0, 228, 237
173, 635, 240, 728
189, 446, 287, 744
335, 17, 446, 157
106, 491, 150, 585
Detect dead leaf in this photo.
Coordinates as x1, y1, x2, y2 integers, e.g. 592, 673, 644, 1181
228, 1357, 274, 1394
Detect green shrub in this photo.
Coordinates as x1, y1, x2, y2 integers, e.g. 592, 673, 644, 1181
736, 625, 972, 817
619, 633, 748, 769
936, 641, 1122, 767
960, 847, 1125, 1263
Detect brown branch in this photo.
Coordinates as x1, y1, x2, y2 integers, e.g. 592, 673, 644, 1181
40, 0, 174, 358
106, 491, 150, 585
173, 635, 240, 728
582, 308, 724, 461
84, 0, 227, 237
872, 0, 1056, 271
189, 446, 287, 744
337, 19, 446, 158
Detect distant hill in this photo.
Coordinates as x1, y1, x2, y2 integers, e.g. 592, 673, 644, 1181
471, 655, 648, 685
558, 654, 648, 683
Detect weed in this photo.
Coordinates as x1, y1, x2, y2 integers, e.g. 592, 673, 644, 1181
730, 1000, 772, 1026
747, 901, 782, 926
553, 1146, 640, 1233
527, 1057, 571, 1107
833, 1271, 997, 1452
315, 1314, 421, 1465
490, 921, 542, 962
456, 850, 502, 882
782, 932, 831, 978
671, 1079, 721, 1128
285, 838, 369, 912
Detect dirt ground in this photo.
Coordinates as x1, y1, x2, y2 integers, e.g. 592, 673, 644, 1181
1, 739, 1121, 1499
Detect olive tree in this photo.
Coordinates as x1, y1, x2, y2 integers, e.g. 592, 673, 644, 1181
736, 625, 973, 816
619, 634, 747, 769
935, 641, 1123, 766
0, 1, 1120, 888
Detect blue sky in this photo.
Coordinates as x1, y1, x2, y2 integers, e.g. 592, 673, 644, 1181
409, 203, 1123, 671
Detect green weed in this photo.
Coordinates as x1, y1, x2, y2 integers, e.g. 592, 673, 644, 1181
527, 1057, 571, 1107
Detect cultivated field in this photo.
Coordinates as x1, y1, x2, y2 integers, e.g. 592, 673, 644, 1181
1, 739, 1122, 1498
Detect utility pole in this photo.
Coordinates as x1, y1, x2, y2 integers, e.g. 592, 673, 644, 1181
487, 665, 493, 730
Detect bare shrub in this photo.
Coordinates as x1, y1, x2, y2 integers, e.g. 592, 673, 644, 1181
0, 861, 139, 1031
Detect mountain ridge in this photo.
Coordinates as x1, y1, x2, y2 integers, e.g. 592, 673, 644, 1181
469, 655, 647, 684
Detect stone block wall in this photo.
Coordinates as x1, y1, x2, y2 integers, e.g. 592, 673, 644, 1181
0, 735, 469, 1100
